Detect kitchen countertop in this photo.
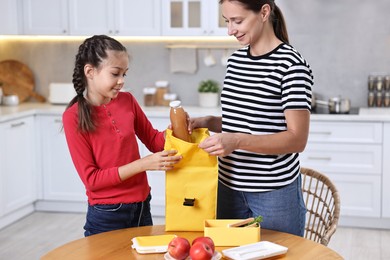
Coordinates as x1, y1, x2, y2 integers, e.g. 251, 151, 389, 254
1, 102, 390, 123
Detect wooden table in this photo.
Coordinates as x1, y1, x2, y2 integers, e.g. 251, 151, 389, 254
41, 225, 343, 259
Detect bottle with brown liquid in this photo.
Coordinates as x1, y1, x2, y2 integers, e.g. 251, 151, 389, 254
169, 100, 191, 142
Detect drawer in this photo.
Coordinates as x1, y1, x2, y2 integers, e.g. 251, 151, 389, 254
300, 143, 382, 174
309, 121, 382, 144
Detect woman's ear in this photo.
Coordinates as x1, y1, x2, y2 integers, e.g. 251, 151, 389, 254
84, 64, 94, 80
260, 4, 271, 21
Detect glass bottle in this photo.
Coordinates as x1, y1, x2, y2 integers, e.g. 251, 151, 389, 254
376, 76, 383, 92
368, 91, 375, 107
376, 92, 383, 107
169, 100, 191, 142
368, 75, 375, 91
385, 76, 390, 91
384, 92, 390, 107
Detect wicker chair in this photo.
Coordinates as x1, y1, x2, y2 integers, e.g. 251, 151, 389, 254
300, 167, 341, 246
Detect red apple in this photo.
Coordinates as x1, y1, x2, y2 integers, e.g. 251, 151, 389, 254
192, 236, 215, 253
189, 242, 213, 260
168, 236, 191, 260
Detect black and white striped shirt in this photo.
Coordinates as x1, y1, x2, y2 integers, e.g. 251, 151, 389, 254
219, 43, 313, 192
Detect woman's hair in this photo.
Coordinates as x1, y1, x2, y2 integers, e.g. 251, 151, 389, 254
67, 35, 127, 133
219, 0, 289, 44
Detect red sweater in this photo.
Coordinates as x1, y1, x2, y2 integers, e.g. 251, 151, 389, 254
62, 92, 165, 205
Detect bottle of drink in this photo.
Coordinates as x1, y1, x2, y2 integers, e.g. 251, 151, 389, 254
169, 100, 191, 142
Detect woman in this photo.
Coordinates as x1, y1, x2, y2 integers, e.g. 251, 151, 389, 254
62, 35, 181, 236
190, 0, 313, 236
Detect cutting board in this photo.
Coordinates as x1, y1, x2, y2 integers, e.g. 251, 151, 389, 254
0, 59, 46, 102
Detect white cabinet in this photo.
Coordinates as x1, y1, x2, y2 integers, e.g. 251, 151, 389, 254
383, 123, 390, 218
68, 0, 114, 36
162, 0, 226, 36
38, 115, 86, 203
69, 0, 161, 36
115, 0, 161, 36
0, 0, 21, 34
301, 121, 383, 218
0, 116, 36, 217
21, 0, 161, 36
22, 0, 69, 35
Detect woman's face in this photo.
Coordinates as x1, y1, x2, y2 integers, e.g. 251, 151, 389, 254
222, 1, 266, 46
86, 50, 129, 105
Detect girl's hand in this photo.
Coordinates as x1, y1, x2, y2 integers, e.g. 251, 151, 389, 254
143, 150, 182, 171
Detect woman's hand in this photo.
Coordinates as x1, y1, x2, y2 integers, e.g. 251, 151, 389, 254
143, 150, 182, 171
198, 133, 239, 157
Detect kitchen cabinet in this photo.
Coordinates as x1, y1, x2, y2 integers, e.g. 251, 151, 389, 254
300, 121, 383, 219
37, 115, 87, 211
162, 0, 227, 36
21, 0, 161, 36
383, 123, 390, 218
22, 0, 69, 35
69, 0, 161, 36
0, 116, 36, 227
0, 0, 21, 34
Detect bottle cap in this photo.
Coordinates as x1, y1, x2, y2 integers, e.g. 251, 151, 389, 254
169, 100, 181, 108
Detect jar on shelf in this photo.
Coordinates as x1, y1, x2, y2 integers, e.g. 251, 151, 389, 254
376, 91, 383, 107
385, 75, 390, 91
368, 75, 375, 91
375, 76, 383, 92
155, 81, 169, 106
143, 87, 156, 106
368, 91, 375, 107
384, 92, 390, 107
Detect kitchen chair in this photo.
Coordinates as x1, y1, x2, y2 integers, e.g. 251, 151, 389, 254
300, 167, 341, 246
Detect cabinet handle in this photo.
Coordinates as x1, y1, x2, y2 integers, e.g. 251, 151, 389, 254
11, 122, 25, 128
54, 119, 62, 124
307, 156, 332, 161
311, 131, 332, 135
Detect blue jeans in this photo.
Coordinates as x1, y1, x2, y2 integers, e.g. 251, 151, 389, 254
217, 175, 306, 236
84, 194, 153, 237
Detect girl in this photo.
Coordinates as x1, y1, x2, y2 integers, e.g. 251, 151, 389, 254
63, 35, 181, 236
190, 0, 313, 236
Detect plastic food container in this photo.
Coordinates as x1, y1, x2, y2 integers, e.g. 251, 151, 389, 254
204, 219, 260, 246
222, 241, 288, 260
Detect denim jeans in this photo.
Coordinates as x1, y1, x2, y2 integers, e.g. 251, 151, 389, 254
217, 175, 306, 237
84, 194, 153, 237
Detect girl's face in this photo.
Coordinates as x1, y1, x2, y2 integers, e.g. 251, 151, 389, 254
85, 50, 129, 106
222, 1, 267, 46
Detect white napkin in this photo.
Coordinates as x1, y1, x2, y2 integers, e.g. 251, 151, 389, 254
170, 48, 197, 74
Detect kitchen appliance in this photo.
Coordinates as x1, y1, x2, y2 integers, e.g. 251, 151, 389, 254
48, 83, 76, 105
315, 96, 351, 114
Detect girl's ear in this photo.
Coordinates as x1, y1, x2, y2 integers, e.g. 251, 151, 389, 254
84, 64, 94, 79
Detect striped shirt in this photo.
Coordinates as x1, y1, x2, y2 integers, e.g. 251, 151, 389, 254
219, 43, 314, 192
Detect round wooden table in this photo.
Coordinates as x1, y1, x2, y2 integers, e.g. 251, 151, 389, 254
41, 225, 343, 259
